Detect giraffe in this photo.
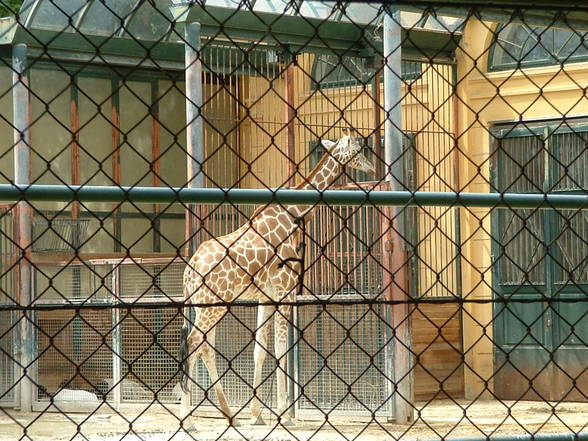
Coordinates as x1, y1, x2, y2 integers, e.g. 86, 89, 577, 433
178, 134, 376, 428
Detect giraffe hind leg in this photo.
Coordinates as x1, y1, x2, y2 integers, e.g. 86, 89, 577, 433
179, 326, 199, 430
180, 326, 239, 427
198, 324, 239, 426
179, 323, 191, 393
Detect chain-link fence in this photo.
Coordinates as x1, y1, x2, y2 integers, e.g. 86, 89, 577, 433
0, 1, 587, 440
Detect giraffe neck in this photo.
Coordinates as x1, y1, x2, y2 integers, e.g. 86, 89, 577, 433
249, 152, 343, 240
297, 154, 342, 191
287, 153, 343, 219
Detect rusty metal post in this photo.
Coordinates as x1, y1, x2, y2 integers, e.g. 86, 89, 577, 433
111, 79, 121, 252
13, 43, 33, 412
383, 8, 414, 423
151, 81, 161, 253
185, 21, 204, 256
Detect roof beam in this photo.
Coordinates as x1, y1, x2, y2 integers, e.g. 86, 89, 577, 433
169, 4, 371, 54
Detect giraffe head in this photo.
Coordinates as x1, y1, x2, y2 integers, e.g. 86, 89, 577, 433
321, 135, 376, 175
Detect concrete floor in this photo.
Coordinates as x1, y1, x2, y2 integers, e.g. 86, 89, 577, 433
1, 399, 587, 441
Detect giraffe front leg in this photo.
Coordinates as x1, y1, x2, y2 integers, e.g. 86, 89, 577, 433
250, 303, 274, 425
274, 304, 294, 426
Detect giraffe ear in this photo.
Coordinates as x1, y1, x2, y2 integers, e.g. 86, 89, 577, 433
321, 139, 336, 150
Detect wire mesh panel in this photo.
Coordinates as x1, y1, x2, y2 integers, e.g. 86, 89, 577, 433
35, 308, 113, 403
297, 302, 390, 414
33, 264, 114, 404
119, 307, 183, 404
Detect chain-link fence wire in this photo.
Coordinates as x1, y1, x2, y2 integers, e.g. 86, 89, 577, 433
0, 0, 587, 440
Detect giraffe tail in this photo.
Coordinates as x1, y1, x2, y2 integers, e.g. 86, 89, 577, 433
179, 323, 191, 393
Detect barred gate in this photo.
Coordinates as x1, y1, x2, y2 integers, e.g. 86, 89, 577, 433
0, 206, 15, 407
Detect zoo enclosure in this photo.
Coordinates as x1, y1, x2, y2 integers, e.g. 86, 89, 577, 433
0, 0, 587, 440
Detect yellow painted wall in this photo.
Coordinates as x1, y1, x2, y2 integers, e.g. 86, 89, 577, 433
237, 75, 289, 188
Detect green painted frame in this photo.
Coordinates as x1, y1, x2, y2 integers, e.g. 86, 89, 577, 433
488, 23, 588, 72
310, 55, 423, 90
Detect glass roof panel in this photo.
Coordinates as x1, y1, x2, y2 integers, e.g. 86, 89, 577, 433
17, 0, 36, 24
204, 0, 243, 9
401, 11, 425, 28
17, 0, 463, 56
124, 0, 174, 41
340, 4, 382, 25
253, 0, 296, 16
31, 0, 87, 31
79, 0, 139, 37
436, 16, 465, 32
298, 1, 338, 20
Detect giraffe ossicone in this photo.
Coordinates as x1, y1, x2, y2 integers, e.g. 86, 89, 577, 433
178, 134, 376, 427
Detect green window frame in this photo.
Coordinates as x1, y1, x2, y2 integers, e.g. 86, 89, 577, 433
488, 23, 588, 71
311, 54, 423, 90
491, 118, 588, 286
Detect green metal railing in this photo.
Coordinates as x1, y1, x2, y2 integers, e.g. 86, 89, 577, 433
1, 184, 588, 209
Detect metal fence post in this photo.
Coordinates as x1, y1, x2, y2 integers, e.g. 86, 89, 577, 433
12, 43, 34, 413
383, 8, 414, 424
185, 21, 204, 256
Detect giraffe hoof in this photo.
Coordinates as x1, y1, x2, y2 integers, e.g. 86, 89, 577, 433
229, 419, 241, 428
182, 424, 197, 432
250, 415, 266, 426
279, 417, 295, 427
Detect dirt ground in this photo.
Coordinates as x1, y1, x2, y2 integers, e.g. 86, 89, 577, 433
1, 400, 587, 441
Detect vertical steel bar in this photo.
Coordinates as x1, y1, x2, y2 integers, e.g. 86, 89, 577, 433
373, 71, 383, 178
13, 43, 33, 412
70, 77, 80, 220
452, 64, 463, 300
185, 22, 204, 256
383, 9, 413, 423
286, 56, 296, 186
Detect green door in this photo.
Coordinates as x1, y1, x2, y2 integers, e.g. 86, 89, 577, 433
492, 122, 588, 402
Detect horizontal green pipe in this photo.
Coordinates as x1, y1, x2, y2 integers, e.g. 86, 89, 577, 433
0, 184, 588, 209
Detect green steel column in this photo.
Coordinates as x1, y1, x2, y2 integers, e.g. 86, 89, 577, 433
384, 8, 414, 423
12, 43, 33, 412
2, 185, 588, 209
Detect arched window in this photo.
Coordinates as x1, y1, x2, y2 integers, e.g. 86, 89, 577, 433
489, 23, 588, 71
311, 54, 422, 90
